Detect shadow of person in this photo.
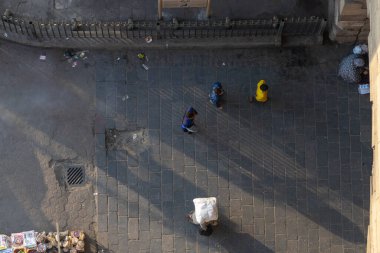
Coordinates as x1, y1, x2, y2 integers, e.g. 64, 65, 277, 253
193, 214, 273, 253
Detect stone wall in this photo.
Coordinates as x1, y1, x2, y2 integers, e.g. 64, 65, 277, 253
330, 0, 369, 43
367, 0, 380, 252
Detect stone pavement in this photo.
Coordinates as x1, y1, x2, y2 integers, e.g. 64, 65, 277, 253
0, 0, 327, 21
94, 46, 371, 253
0, 41, 97, 251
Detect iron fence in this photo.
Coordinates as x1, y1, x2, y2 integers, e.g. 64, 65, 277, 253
282, 17, 326, 36
0, 15, 326, 45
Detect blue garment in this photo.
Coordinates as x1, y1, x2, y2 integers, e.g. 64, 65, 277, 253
209, 91, 220, 105
209, 82, 224, 106
181, 107, 197, 131
212, 82, 222, 90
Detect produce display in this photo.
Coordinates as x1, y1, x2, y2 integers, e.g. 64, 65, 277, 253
0, 231, 85, 253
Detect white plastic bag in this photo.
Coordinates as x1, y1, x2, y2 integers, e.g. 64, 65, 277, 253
353, 44, 368, 55
358, 84, 370, 94
193, 197, 218, 224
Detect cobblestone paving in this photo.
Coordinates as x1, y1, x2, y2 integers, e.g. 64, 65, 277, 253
94, 46, 371, 253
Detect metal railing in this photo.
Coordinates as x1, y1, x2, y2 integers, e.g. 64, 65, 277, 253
282, 17, 327, 36
0, 14, 327, 46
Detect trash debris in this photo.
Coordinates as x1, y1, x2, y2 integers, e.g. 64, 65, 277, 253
132, 134, 138, 141
142, 64, 149, 70
358, 84, 370, 94
39, 54, 46, 61
64, 49, 88, 67
121, 95, 129, 101
137, 53, 145, 60
3, 33, 8, 37
145, 35, 153, 43
222, 62, 226, 66
116, 57, 121, 61
3, 9, 13, 18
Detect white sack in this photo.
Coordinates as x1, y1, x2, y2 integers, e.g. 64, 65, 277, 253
193, 197, 218, 224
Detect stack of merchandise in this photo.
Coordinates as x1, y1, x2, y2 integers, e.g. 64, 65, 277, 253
0, 230, 85, 253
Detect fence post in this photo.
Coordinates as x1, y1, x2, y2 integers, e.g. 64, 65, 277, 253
105, 23, 110, 38
89, 23, 94, 37
7, 18, 13, 32
95, 23, 99, 37
156, 21, 161, 39
206, 0, 211, 18
55, 23, 61, 38
51, 23, 56, 38
1, 17, 6, 30
29, 21, 38, 38
318, 18, 327, 35
115, 22, 120, 37
123, 23, 127, 38
158, 0, 162, 20
317, 18, 327, 44
37, 22, 44, 38
63, 23, 68, 38
275, 19, 284, 46
11, 18, 18, 33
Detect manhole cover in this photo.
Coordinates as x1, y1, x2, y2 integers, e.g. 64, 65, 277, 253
66, 166, 85, 186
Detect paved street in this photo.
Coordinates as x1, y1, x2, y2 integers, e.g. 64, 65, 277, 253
94, 46, 371, 252
0, 0, 327, 21
0, 41, 97, 251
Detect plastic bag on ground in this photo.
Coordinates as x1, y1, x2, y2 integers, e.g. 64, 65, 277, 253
193, 197, 218, 224
358, 84, 370, 94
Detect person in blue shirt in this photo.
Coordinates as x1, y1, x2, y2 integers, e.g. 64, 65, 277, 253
209, 82, 224, 109
181, 107, 198, 134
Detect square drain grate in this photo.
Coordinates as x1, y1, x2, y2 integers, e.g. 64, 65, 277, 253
66, 166, 85, 186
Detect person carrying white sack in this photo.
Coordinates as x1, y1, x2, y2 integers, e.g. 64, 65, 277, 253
187, 197, 218, 235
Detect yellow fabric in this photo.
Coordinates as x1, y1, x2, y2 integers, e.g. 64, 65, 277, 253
255, 80, 268, 102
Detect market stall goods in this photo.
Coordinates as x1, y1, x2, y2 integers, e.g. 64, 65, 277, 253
0, 230, 85, 253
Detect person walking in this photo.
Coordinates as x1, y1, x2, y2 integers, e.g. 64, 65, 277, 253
181, 107, 198, 134
187, 197, 218, 236
209, 82, 224, 109
249, 79, 268, 103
